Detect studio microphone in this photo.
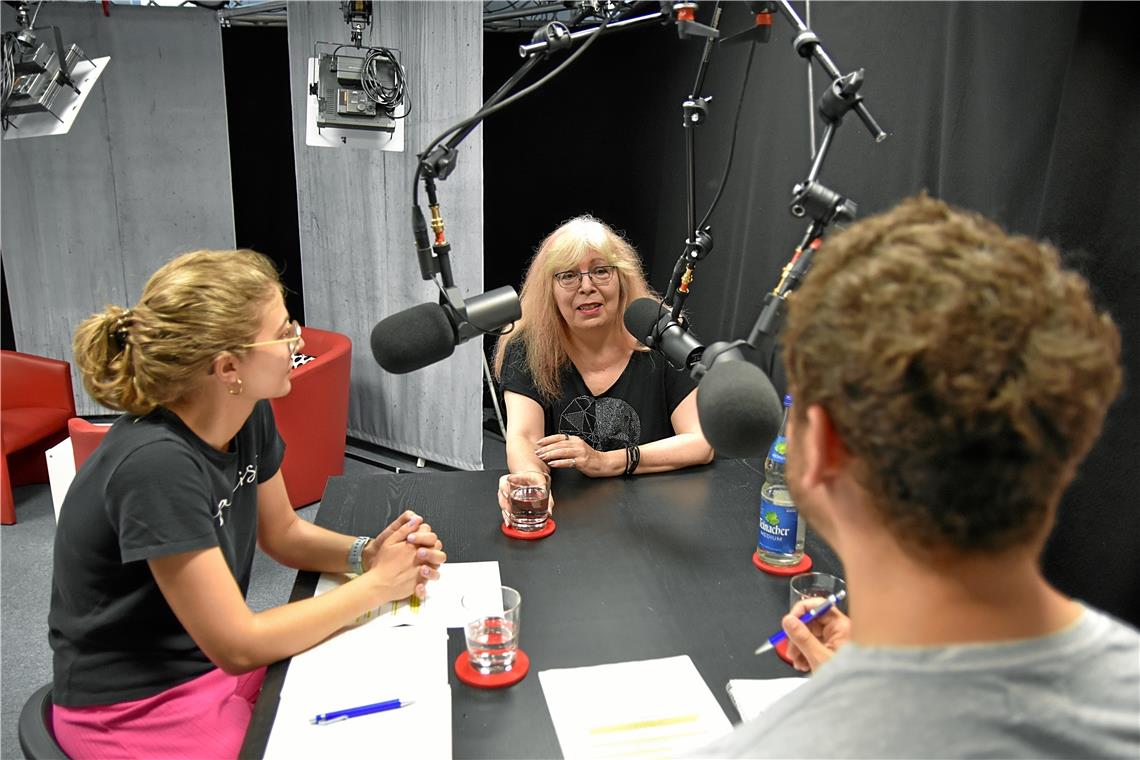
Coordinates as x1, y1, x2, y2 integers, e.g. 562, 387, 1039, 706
697, 359, 782, 458
623, 297, 705, 374
370, 286, 521, 374
624, 297, 782, 458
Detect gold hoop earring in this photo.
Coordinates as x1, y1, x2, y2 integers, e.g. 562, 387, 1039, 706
228, 378, 243, 396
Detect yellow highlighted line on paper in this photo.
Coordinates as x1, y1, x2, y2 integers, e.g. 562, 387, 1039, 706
593, 728, 707, 749
589, 714, 699, 735
597, 746, 680, 759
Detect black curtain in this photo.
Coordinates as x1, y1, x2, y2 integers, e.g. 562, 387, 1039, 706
221, 25, 305, 325
484, 1, 1139, 625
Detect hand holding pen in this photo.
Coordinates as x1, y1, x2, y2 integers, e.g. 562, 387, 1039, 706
755, 589, 851, 672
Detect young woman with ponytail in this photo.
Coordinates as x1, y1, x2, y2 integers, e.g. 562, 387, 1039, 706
50, 249, 447, 758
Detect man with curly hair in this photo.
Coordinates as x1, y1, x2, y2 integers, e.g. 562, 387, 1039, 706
701, 195, 1138, 758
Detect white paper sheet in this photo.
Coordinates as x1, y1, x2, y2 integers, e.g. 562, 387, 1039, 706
314, 561, 502, 628
725, 677, 809, 722
266, 683, 452, 759
539, 655, 733, 759
265, 625, 451, 759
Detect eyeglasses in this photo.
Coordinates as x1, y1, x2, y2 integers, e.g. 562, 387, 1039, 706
552, 265, 616, 290
241, 320, 303, 354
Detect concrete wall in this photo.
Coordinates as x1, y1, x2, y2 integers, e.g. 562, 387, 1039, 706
287, 2, 485, 469
1, 4, 234, 416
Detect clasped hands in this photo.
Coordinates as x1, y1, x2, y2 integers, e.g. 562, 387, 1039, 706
781, 597, 853, 672
362, 510, 447, 601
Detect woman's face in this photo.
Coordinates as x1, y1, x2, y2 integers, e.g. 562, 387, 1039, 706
552, 252, 621, 334
239, 291, 302, 400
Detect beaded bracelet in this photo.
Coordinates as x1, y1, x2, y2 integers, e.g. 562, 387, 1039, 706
625, 444, 641, 476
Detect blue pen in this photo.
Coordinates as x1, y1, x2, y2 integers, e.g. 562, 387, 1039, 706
754, 589, 847, 655
310, 698, 415, 725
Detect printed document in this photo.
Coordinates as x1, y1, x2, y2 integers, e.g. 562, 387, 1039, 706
539, 655, 733, 759
314, 560, 502, 627
726, 677, 809, 722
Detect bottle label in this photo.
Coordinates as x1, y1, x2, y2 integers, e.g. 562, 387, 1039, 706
768, 435, 787, 465
757, 496, 798, 555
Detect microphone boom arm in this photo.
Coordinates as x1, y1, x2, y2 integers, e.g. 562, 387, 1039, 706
746, 5, 878, 348
664, 2, 724, 323
774, 0, 886, 143
518, 8, 667, 57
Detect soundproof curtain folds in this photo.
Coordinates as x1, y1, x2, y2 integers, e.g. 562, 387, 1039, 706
0, 5, 235, 416
285, 2, 484, 470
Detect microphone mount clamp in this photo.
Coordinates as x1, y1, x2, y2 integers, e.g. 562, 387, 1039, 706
790, 180, 856, 227
669, 2, 720, 40
341, 1, 373, 48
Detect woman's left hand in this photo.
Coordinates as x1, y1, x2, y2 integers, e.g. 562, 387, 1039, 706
535, 433, 621, 478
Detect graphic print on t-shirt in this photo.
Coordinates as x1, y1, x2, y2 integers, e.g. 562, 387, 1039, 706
559, 395, 641, 451
211, 462, 259, 526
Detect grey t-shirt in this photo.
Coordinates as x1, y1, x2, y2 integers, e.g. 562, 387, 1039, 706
697, 605, 1140, 759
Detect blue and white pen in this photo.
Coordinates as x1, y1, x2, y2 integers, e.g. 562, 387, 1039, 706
310, 698, 414, 725
754, 589, 847, 655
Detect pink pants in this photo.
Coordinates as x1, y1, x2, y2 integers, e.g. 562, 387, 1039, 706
52, 666, 266, 759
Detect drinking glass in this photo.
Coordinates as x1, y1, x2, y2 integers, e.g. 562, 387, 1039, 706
501, 471, 551, 532
462, 586, 521, 674
789, 572, 847, 613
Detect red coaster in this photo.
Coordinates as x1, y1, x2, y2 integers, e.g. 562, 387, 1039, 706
775, 638, 794, 666
454, 650, 530, 688
501, 518, 556, 540
752, 550, 813, 576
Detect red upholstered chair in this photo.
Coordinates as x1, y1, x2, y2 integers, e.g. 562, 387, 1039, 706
2, 350, 77, 524
69, 417, 111, 470
270, 327, 352, 508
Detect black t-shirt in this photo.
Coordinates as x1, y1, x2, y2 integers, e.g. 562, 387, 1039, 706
499, 342, 697, 450
49, 400, 285, 707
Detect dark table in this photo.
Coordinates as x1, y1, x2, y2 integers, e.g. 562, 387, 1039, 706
241, 458, 841, 759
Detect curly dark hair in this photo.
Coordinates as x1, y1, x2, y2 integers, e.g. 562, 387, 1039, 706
783, 195, 1122, 553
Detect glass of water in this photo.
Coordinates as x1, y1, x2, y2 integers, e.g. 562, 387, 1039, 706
462, 586, 521, 674
501, 471, 551, 532
789, 572, 847, 613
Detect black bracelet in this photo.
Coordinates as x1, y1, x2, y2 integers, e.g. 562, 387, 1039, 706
625, 444, 640, 476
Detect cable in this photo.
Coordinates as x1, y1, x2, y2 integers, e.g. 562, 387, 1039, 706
807, 0, 816, 158
361, 45, 410, 118
696, 37, 758, 230
2, 33, 21, 130
413, 4, 620, 206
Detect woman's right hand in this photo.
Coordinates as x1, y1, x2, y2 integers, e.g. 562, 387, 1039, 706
782, 598, 852, 672
365, 512, 446, 602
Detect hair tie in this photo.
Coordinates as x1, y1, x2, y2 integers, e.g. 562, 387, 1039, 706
112, 308, 134, 351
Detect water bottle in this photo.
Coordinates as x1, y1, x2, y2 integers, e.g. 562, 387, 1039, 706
756, 394, 805, 566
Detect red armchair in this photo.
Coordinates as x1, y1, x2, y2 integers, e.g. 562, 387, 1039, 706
2, 350, 77, 524
30, 328, 349, 515
69, 417, 111, 471
270, 327, 352, 508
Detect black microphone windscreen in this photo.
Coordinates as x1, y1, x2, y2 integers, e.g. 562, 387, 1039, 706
370, 302, 456, 374
624, 297, 667, 342
698, 360, 783, 458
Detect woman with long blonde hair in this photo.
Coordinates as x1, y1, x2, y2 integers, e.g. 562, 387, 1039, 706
493, 216, 713, 480
50, 249, 446, 759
